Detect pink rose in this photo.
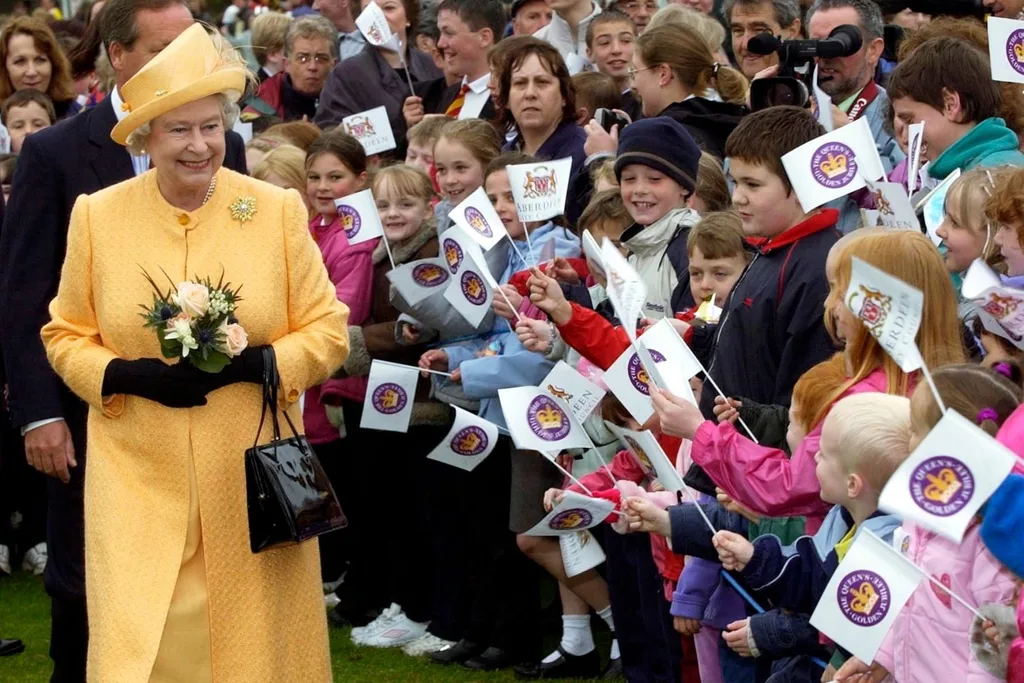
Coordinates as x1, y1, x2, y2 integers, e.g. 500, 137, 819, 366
173, 282, 210, 317
218, 322, 248, 357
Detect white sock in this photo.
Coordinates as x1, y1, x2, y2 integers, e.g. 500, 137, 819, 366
541, 614, 594, 662
596, 606, 620, 660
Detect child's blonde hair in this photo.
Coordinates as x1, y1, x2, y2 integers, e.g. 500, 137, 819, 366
435, 119, 502, 167
946, 166, 1009, 269
371, 163, 435, 204
252, 144, 306, 194
820, 230, 965, 428
590, 158, 617, 190
579, 189, 632, 237
695, 153, 730, 212
824, 393, 913, 493
686, 211, 746, 260
407, 115, 453, 148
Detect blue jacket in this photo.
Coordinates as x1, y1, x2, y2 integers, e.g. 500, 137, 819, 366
440, 222, 580, 426
740, 505, 902, 615
930, 118, 1024, 180
981, 473, 1024, 579
864, 86, 904, 176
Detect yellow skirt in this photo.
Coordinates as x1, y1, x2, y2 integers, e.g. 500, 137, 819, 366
149, 453, 213, 683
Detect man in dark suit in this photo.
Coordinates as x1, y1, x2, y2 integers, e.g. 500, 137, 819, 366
400, 0, 505, 126
0, 1, 247, 680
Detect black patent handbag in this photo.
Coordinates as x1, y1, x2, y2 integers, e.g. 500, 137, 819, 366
245, 347, 347, 553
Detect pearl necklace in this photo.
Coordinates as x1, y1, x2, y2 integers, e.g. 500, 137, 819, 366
202, 176, 218, 206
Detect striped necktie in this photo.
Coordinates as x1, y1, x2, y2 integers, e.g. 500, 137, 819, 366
445, 82, 472, 118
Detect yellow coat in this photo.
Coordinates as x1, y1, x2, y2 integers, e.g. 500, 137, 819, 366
41, 168, 349, 682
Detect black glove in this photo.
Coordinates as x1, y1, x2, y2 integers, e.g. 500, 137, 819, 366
102, 358, 215, 408
205, 345, 268, 390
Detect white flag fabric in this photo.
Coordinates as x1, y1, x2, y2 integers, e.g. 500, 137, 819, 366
360, 360, 418, 432
560, 530, 606, 577
781, 117, 885, 212
639, 319, 703, 381
602, 237, 646, 340
426, 406, 499, 472
498, 386, 594, 452
971, 285, 1024, 350
880, 410, 1018, 542
450, 186, 509, 251
863, 178, 918, 231
810, 529, 923, 665
906, 122, 924, 195
920, 168, 961, 247
811, 64, 834, 133
524, 490, 614, 537
541, 361, 607, 423
355, 1, 395, 46
342, 106, 397, 155
334, 189, 384, 245
603, 344, 666, 424
443, 264, 493, 327
988, 17, 1024, 84
845, 257, 923, 372
440, 226, 486, 275
607, 425, 685, 491
961, 258, 1003, 300
386, 257, 451, 306
582, 229, 605, 276
506, 157, 573, 221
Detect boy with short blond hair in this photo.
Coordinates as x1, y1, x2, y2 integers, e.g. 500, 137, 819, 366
405, 115, 453, 176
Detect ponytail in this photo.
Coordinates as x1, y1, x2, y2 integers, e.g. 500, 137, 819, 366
711, 63, 749, 106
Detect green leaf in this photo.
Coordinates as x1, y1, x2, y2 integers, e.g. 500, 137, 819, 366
190, 351, 231, 373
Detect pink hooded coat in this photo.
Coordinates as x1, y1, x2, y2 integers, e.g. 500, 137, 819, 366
690, 368, 891, 534
302, 214, 376, 444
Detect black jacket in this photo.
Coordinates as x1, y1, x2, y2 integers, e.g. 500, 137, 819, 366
415, 76, 497, 121
0, 96, 246, 599
698, 209, 841, 417
315, 44, 443, 155
658, 97, 748, 161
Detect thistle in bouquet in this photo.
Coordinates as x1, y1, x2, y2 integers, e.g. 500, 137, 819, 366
139, 268, 248, 373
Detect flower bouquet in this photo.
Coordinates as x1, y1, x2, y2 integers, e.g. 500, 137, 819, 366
140, 270, 248, 373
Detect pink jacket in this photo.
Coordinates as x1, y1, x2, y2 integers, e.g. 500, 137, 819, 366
874, 521, 1017, 683
303, 214, 376, 445
995, 409, 1024, 681
690, 368, 890, 534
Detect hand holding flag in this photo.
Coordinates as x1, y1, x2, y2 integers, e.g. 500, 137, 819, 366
712, 530, 755, 572
527, 266, 573, 324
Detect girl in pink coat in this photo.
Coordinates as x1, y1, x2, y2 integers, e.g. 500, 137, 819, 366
835, 364, 1022, 683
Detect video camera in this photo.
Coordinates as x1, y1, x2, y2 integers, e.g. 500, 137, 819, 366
876, 0, 986, 19
748, 24, 862, 111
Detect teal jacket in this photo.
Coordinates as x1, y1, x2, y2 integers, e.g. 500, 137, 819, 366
930, 118, 1024, 179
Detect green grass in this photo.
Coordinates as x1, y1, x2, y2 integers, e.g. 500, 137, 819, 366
0, 572, 596, 682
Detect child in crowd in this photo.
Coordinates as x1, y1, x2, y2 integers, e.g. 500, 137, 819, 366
652, 230, 964, 530
709, 393, 911, 673
1, 89, 55, 154
245, 135, 279, 172
693, 153, 730, 214
251, 144, 310, 212
405, 114, 451, 178
989, 167, 1024, 286
583, 10, 639, 119
572, 71, 621, 125
684, 211, 749, 321
938, 167, 1010, 279
338, 164, 453, 653
835, 364, 1022, 683
888, 37, 1024, 182
590, 158, 618, 194
301, 130, 378, 624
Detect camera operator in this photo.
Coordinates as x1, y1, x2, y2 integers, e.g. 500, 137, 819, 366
805, 0, 903, 173
724, 0, 802, 81
982, 0, 1024, 19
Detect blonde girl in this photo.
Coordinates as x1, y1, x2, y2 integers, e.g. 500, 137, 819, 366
252, 144, 310, 212
937, 166, 1008, 276
432, 119, 502, 213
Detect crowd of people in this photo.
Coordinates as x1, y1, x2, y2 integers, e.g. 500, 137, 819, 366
3, 0, 1024, 681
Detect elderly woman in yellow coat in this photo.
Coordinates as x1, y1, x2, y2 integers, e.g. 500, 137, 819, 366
41, 24, 347, 683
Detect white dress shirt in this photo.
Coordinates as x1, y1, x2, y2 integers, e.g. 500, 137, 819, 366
458, 72, 492, 120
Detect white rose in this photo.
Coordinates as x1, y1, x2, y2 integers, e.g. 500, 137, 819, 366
174, 282, 210, 318
218, 322, 248, 357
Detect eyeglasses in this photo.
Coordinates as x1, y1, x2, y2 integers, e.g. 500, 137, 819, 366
622, 1, 657, 11
294, 53, 333, 65
626, 65, 655, 80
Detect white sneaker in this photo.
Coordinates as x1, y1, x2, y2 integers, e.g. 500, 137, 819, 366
359, 613, 427, 648
0, 545, 10, 575
351, 603, 403, 644
21, 542, 46, 576
402, 633, 455, 657
324, 592, 341, 610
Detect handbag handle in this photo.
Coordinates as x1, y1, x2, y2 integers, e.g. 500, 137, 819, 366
251, 346, 308, 454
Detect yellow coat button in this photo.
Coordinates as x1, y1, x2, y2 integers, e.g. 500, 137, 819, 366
178, 214, 190, 226
287, 389, 299, 402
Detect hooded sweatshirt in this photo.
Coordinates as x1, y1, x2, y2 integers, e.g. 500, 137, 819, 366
930, 118, 1024, 180
658, 98, 749, 161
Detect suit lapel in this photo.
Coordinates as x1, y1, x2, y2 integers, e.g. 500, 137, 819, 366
89, 98, 135, 187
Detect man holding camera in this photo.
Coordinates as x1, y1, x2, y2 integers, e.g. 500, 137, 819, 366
806, 0, 903, 173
